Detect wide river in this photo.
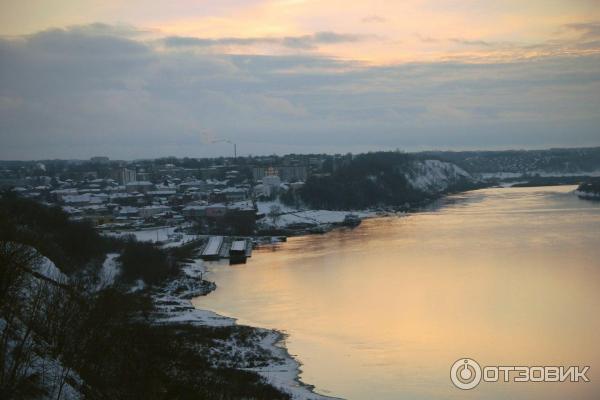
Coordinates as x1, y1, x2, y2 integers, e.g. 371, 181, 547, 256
194, 186, 600, 399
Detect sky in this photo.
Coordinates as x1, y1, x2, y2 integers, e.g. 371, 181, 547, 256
0, 1, 599, 160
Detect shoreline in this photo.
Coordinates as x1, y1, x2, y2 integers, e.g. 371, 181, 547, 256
154, 184, 573, 398
169, 185, 584, 398
153, 256, 336, 400
133, 185, 585, 399
152, 193, 482, 399
575, 189, 600, 201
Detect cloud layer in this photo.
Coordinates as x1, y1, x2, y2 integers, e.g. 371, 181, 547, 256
1, 24, 599, 160
163, 31, 370, 50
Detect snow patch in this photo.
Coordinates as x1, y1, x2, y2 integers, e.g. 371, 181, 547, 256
249, 331, 335, 400
1, 316, 82, 399
35, 255, 68, 284
102, 224, 199, 248
404, 159, 473, 194
129, 279, 146, 292
97, 253, 120, 289
153, 259, 231, 326
104, 226, 177, 242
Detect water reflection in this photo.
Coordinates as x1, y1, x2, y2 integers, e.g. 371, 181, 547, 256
193, 186, 600, 399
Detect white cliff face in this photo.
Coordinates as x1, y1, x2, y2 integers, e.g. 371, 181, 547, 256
404, 159, 474, 194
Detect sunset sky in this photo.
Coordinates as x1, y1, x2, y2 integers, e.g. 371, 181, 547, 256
1, 1, 599, 159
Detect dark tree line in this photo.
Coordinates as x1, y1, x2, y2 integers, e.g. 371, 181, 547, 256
1, 248, 289, 399
0, 195, 291, 399
0, 193, 109, 275
577, 178, 600, 196
300, 152, 425, 209
0, 194, 178, 285
417, 147, 600, 174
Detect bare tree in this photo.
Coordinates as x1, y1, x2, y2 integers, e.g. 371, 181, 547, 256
0, 242, 83, 399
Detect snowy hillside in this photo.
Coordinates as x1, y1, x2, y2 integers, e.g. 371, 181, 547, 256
404, 159, 475, 194
35, 252, 69, 284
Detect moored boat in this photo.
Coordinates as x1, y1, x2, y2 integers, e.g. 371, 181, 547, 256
229, 240, 248, 264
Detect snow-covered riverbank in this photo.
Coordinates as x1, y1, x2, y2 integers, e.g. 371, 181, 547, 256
154, 256, 334, 400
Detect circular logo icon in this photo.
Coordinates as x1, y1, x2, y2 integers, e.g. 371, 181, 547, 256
450, 358, 482, 390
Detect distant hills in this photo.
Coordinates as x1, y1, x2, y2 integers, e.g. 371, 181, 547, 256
299, 147, 600, 210
415, 147, 600, 177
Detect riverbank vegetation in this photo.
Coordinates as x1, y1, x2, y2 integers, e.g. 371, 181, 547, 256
576, 179, 600, 200
416, 147, 600, 174
0, 194, 291, 399
0, 194, 180, 285
299, 152, 480, 209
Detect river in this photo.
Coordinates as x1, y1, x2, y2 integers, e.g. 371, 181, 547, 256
193, 186, 600, 399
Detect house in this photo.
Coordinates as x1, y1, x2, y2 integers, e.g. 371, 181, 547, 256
179, 180, 206, 192
182, 203, 227, 219
252, 165, 308, 182
139, 205, 171, 218
221, 187, 247, 202
50, 188, 79, 201
112, 168, 137, 184
146, 190, 177, 199
63, 194, 96, 206
205, 205, 227, 218
254, 175, 281, 197
116, 206, 139, 218
125, 181, 154, 193
182, 205, 206, 218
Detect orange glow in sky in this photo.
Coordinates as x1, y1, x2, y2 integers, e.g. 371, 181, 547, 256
1, 1, 599, 159
2, 0, 599, 64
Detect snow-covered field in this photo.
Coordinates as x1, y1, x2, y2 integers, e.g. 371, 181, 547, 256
102, 225, 199, 248
103, 226, 178, 242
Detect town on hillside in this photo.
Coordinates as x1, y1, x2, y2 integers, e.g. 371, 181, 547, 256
2, 147, 600, 256
0, 153, 362, 256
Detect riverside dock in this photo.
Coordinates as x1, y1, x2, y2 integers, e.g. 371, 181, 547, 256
201, 236, 224, 260
200, 236, 252, 262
